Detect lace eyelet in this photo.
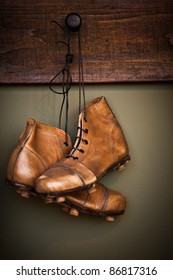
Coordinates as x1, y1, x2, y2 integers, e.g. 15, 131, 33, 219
73, 156, 78, 160
84, 139, 88, 145
84, 129, 88, 134
79, 149, 84, 153
64, 141, 69, 147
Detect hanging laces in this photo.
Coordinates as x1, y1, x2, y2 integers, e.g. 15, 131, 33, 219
49, 13, 87, 146
78, 29, 87, 121
66, 16, 89, 160
49, 22, 73, 146
65, 13, 87, 120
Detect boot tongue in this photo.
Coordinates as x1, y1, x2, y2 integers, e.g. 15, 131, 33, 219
69, 113, 83, 157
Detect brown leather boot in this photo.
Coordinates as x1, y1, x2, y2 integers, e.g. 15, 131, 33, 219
6, 118, 72, 198
35, 96, 130, 198
58, 182, 126, 222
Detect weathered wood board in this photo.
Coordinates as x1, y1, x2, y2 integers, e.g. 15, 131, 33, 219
0, 0, 173, 83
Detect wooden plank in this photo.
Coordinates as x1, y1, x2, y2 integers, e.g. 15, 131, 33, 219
0, 0, 173, 84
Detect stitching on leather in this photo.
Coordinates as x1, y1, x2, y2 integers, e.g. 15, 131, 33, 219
82, 191, 90, 206
100, 186, 109, 211
24, 146, 48, 170
86, 96, 104, 111
57, 163, 86, 186
11, 129, 33, 182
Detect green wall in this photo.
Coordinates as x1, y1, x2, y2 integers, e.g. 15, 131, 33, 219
0, 83, 173, 259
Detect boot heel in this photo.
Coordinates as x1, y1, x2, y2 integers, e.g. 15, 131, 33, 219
44, 196, 54, 203
7, 179, 34, 198
56, 196, 66, 203
105, 216, 115, 222
62, 206, 79, 216
69, 208, 79, 216
16, 188, 31, 198
62, 206, 70, 213
115, 154, 130, 171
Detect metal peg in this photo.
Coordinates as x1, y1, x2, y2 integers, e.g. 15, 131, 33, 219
65, 13, 82, 32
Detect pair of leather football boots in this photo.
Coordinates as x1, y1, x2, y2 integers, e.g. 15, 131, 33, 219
6, 96, 130, 221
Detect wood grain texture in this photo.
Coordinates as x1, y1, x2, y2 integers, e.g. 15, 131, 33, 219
0, 0, 173, 84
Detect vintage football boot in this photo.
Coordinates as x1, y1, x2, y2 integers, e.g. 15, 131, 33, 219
35, 96, 130, 199
58, 182, 126, 222
6, 118, 72, 198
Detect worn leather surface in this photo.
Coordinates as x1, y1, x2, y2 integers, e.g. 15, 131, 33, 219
7, 119, 72, 188
36, 96, 129, 194
36, 158, 97, 193
65, 182, 126, 214
72, 96, 129, 177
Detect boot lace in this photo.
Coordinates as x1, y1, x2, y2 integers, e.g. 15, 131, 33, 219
49, 21, 73, 146
66, 14, 88, 160
66, 126, 88, 160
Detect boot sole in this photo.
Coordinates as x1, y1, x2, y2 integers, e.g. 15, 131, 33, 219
39, 184, 93, 203
59, 200, 125, 222
5, 178, 92, 202
6, 179, 37, 198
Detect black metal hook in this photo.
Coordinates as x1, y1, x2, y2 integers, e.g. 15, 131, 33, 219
65, 13, 82, 32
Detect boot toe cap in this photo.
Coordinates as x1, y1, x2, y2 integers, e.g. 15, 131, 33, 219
35, 167, 85, 194
35, 175, 60, 193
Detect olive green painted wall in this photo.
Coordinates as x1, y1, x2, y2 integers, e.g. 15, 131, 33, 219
0, 83, 173, 260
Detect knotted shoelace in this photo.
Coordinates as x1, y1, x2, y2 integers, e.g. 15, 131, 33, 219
49, 15, 87, 147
